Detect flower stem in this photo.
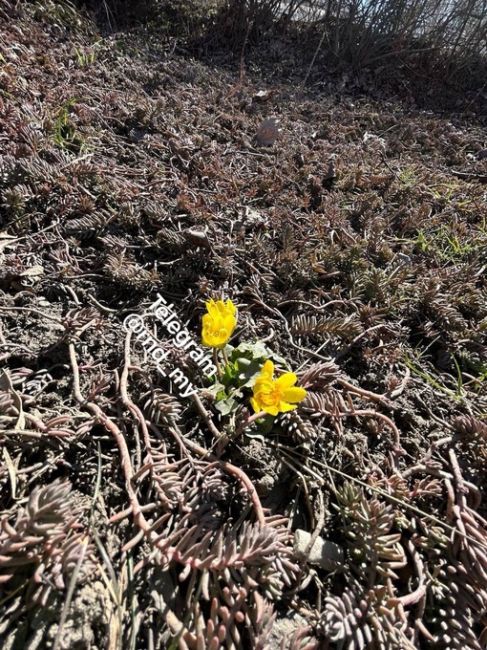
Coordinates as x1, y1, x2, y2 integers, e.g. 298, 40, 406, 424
235, 410, 268, 438
246, 410, 268, 427
221, 347, 229, 367
213, 348, 222, 379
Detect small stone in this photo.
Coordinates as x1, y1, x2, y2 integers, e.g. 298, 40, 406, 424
254, 117, 280, 147
255, 473, 275, 496
183, 229, 210, 249
252, 90, 271, 102
293, 529, 344, 570
241, 206, 267, 226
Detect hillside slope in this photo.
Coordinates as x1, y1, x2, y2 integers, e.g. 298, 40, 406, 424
1, 2, 487, 648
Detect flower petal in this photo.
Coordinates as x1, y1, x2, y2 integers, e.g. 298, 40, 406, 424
282, 386, 306, 404
275, 372, 297, 389
262, 404, 279, 416
282, 386, 307, 403
215, 300, 227, 316
260, 360, 274, 380
278, 401, 296, 412
253, 380, 274, 395
250, 397, 261, 413
222, 314, 237, 334
224, 299, 237, 315
205, 299, 219, 317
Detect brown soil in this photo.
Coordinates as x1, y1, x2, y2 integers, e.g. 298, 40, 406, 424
1, 2, 487, 649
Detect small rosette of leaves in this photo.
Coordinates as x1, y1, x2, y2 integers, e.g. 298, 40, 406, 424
208, 341, 289, 416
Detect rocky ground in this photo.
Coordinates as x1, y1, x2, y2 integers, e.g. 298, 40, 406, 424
1, 1, 487, 648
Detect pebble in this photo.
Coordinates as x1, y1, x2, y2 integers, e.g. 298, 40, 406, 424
293, 529, 344, 570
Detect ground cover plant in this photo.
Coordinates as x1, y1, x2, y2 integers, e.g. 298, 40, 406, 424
0, 1, 487, 648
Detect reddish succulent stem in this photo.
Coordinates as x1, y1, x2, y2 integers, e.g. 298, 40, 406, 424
69, 341, 266, 529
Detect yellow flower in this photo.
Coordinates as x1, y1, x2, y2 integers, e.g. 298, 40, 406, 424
250, 360, 307, 416
201, 298, 237, 348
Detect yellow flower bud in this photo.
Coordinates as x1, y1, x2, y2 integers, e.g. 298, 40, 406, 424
201, 298, 237, 348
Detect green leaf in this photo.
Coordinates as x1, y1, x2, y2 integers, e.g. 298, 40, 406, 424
215, 397, 238, 416
205, 380, 226, 397
230, 341, 288, 366
226, 342, 290, 390
221, 360, 239, 385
